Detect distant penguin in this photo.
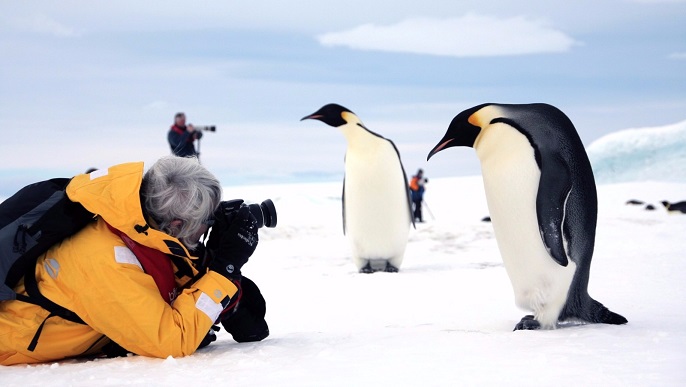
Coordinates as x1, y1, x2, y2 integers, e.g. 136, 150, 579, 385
661, 200, 686, 214
427, 103, 627, 330
301, 104, 413, 273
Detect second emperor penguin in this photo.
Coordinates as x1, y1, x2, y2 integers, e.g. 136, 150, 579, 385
302, 104, 413, 273
427, 103, 627, 330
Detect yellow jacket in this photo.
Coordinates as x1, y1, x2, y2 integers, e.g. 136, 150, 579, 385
0, 162, 237, 365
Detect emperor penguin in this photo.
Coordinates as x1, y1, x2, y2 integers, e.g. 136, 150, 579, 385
301, 104, 413, 273
661, 200, 686, 214
427, 103, 627, 330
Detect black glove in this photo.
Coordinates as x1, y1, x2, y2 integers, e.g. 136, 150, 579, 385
207, 205, 258, 280
197, 325, 220, 349
221, 276, 269, 343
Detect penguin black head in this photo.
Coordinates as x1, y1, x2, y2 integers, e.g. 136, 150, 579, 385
301, 103, 354, 128
426, 103, 491, 161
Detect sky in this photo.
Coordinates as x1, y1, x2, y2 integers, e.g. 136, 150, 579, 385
0, 0, 685, 195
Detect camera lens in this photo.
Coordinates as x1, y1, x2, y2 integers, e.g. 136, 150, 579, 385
259, 199, 277, 228
246, 199, 277, 229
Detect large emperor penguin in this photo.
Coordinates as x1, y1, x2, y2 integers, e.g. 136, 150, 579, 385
427, 103, 627, 330
301, 104, 413, 273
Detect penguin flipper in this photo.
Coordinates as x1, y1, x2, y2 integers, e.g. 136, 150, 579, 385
342, 177, 346, 235
536, 154, 571, 267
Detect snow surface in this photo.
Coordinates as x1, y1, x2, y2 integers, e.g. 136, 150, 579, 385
587, 119, 686, 184
2, 176, 686, 386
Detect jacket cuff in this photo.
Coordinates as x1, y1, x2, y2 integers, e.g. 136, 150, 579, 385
195, 271, 239, 308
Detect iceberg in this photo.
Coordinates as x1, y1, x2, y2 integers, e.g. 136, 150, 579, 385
587, 120, 686, 184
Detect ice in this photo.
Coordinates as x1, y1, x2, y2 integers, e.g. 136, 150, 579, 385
2, 175, 685, 386
587, 120, 686, 184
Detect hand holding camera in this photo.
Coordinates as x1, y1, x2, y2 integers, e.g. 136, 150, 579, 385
203, 198, 276, 344
207, 205, 259, 280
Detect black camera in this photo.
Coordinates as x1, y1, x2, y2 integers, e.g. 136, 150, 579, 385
195, 125, 216, 132
218, 199, 277, 229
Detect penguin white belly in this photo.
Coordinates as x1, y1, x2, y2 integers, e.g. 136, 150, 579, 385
343, 141, 411, 269
475, 123, 576, 328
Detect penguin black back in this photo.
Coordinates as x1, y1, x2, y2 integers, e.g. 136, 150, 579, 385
497, 104, 598, 270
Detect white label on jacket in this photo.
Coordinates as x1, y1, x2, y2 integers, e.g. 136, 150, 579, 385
114, 246, 143, 270
195, 292, 223, 322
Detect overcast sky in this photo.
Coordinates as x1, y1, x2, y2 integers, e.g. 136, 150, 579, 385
1, 0, 684, 195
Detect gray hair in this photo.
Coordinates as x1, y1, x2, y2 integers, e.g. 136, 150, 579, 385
141, 156, 222, 249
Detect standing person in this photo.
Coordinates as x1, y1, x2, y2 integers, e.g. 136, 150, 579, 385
0, 156, 268, 365
409, 169, 428, 223
168, 112, 202, 157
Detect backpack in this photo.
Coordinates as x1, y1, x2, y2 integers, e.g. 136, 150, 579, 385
1, 178, 95, 299
0, 177, 96, 350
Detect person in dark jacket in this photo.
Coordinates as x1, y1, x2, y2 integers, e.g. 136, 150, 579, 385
168, 112, 203, 157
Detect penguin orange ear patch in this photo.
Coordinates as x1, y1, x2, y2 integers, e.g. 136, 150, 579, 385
341, 111, 354, 123
468, 112, 481, 128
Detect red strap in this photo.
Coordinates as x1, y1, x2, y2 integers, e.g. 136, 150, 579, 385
170, 125, 185, 135
218, 280, 243, 321
170, 125, 196, 144
106, 224, 177, 304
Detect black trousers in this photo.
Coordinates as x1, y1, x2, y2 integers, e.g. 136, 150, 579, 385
412, 198, 423, 222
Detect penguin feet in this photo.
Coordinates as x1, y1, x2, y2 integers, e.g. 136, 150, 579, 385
384, 262, 399, 273
359, 262, 374, 274
514, 315, 541, 331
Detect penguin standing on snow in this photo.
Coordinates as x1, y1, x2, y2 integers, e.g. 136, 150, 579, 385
301, 104, 413, 273
427, 103, 627, 330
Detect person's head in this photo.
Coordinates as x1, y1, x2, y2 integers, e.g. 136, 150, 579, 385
141, 156, 222, 249
417, 169, 424, 177
174, 112, 186, 127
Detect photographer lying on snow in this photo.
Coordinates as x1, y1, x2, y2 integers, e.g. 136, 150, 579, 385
0, 156, 269, 365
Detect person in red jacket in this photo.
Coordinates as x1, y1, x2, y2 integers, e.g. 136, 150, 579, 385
168, 112, 203, 157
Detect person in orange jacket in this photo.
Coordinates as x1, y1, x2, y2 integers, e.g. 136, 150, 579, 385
0, 156, 267, 365
409, 169, 428, 222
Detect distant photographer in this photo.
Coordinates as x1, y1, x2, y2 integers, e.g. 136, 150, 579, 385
409, 169, 428, 223
168, 112, 203, 157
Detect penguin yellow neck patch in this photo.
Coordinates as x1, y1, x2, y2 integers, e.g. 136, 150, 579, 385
341, 111, 357, 125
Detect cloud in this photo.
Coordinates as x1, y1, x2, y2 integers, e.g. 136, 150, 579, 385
17, 14, 80, 37
317, 14, 580, 57
668, 52, 686, 59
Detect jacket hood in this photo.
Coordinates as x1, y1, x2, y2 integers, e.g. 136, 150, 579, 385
66, 162, 193, 259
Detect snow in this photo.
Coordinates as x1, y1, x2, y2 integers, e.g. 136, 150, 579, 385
587, 120, 686, 184
3, 175, 686, 386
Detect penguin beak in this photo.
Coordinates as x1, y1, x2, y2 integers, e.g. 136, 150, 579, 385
300, 114, 322, 121
427, 138, 454, 161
